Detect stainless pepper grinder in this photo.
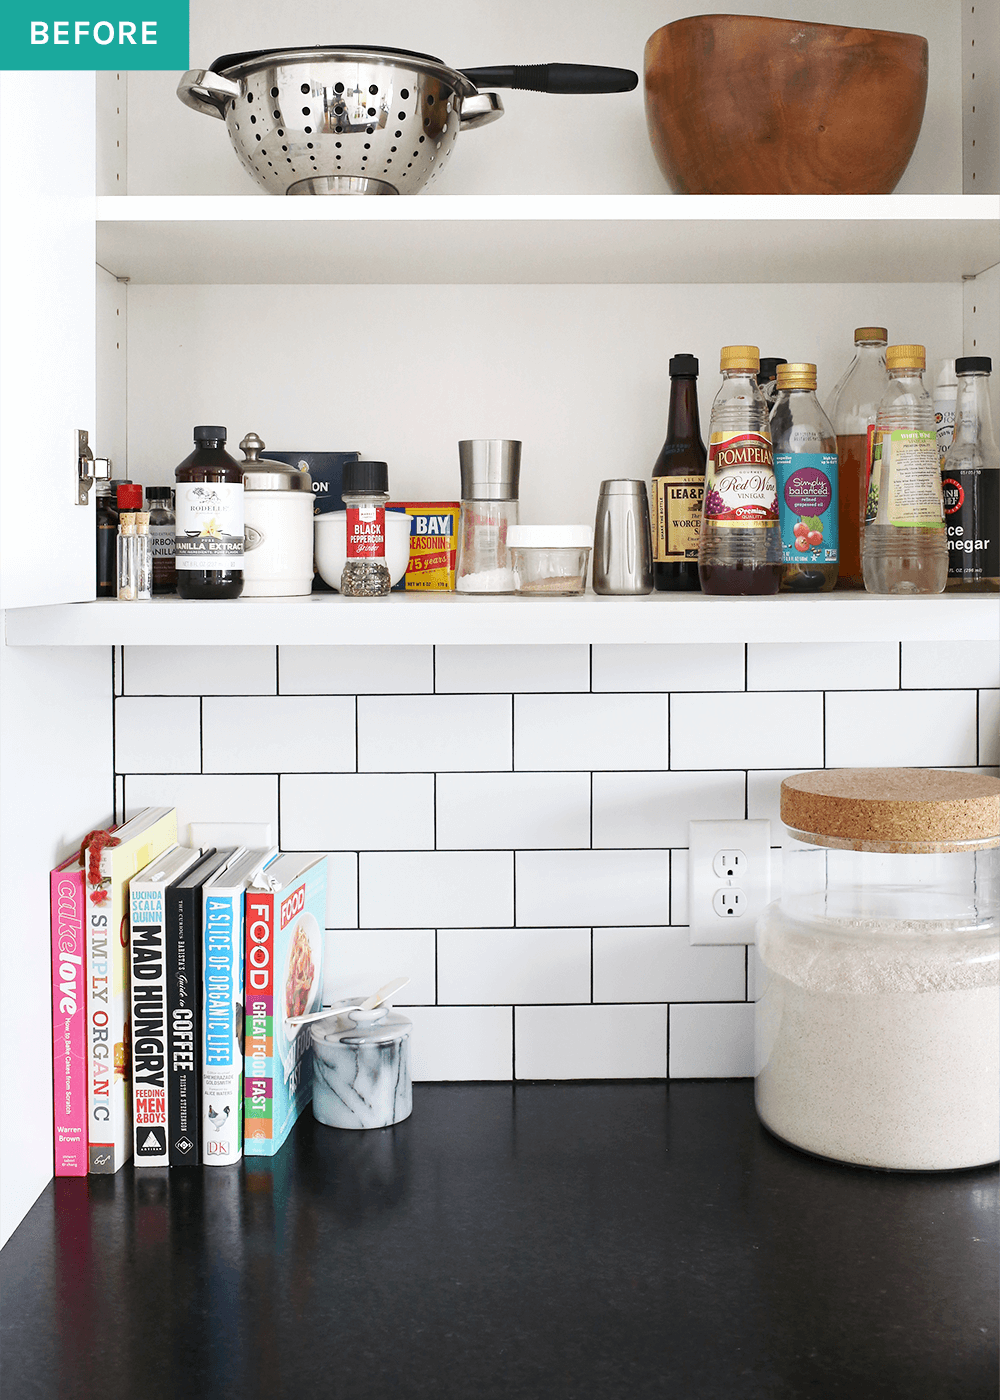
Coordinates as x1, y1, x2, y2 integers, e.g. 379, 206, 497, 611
592, 479, 653, 595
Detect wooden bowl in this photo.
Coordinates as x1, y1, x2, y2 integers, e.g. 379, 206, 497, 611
644, 15, 928, 194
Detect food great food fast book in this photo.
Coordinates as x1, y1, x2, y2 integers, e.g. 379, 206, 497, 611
85, 808, 177, 1174
244, 854, 327, 1157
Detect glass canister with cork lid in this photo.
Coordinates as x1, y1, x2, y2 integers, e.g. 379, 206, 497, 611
755, 768, 999, 1171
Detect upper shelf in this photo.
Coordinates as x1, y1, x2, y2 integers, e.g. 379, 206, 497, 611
95, 195, 1000, 285
5, 593, 995, 648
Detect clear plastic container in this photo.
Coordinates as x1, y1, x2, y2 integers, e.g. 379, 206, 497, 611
755, 768, 999, 1171
508, 526, 593, 595
826, 328, 888, 590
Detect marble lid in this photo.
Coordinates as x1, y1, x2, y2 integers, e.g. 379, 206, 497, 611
310, 1003, 412, 1047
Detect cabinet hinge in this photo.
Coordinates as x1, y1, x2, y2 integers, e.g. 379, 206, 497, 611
77, 429, 111, 505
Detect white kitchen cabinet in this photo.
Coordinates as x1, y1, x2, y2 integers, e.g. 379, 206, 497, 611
0, 0, 997, 1247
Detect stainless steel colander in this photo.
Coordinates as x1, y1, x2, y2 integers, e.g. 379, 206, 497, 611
177, 46, 637, 196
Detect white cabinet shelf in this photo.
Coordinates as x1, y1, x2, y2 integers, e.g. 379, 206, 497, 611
95, 195, 1000, 285
5, 592, 995, 648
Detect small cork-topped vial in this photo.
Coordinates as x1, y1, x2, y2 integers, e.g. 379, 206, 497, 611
756, 767, 999, 1171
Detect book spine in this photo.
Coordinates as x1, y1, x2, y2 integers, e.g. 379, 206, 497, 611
167, 884, 201, 1165
130, 880, 169, 1164
202, 887, 244, 1165
51, 865, 88, 1177
243, 889, 276, 1156
86, 875, 116, 1173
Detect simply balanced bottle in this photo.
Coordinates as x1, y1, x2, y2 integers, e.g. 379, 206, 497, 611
770, 363, 838, 592
942, 356, 999, 591
826, 327, 888, 589
862, 345, 947, 595
698, 345, 781, 596
651, 352, 706, 592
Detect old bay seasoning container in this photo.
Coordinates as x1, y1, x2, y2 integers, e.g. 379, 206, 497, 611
755, 768, 1000, 1171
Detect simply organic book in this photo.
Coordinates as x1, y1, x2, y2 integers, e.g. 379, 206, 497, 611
244, 854, 327, 1158
50, 852, 91, 1176
85, 808, 177, 1174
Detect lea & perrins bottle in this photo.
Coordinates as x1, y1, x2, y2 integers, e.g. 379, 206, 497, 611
651, 353, 706, 592
698, 345, 782, 595
174, 426, 244, 600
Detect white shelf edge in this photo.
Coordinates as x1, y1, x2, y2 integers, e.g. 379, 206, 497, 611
5, 593, 996, 648
94, 194, 1000, 224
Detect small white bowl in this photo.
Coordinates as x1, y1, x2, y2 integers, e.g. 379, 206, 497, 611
314, 511, 413, 592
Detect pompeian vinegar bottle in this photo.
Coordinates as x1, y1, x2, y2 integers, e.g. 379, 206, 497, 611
862, 345, 947, 595
826, 328, 888, 589
651, 352, 706, 592
174, 426, 245, 600
770, 363, 839, 592
942, 356, 999, 591
698, 345, 782, 595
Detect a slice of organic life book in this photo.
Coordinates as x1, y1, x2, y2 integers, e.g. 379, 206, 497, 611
84, 807, 177, 1174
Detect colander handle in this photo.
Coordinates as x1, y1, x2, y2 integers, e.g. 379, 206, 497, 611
459, 93, 505, 132
177, 69, 241, 119
460, 63, 638, 95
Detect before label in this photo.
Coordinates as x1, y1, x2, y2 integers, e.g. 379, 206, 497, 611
866, 429, 943, 528
774, 451, 839, 565
652, 475, 703, 560
347, 505, 386, 559
943, 467, 999, 580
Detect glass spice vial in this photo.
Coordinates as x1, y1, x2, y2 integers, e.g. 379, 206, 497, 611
755, 768, 1000, 1171
341, 460, 391, 598
145, 486, 177, 595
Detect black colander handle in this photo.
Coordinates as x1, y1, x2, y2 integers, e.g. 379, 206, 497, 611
460, 63, 637, 95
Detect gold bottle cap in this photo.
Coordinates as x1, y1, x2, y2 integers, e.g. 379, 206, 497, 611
776, 362, 817, 390
855, 327, 888, 343
720, 345, 760, 372
886, 343, 926, 370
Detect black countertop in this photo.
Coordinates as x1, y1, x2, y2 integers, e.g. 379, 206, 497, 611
2, 1082, 997, 1400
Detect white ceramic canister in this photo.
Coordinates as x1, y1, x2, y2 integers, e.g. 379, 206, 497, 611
239, 432, 314, 596
311, 1003, 412, 1130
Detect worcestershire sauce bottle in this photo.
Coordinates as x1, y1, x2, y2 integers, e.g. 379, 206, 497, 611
174, 426, 244, 600
651, 354, 706, 591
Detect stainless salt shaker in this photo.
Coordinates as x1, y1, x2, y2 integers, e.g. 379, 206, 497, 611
455, 439, 521, 593
592, 480, 653, 595
311, 1003, 412, 1130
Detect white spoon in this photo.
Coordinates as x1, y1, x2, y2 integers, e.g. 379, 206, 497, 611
285, 976, 410, 1030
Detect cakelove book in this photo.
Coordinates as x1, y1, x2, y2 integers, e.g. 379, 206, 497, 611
51, 851, 92, 1176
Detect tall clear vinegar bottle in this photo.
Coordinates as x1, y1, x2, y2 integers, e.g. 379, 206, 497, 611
942, 356, 999, 592
862, 344, 947, 595
826, 328, 887, 589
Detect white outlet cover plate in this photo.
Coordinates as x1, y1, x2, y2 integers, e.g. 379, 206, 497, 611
688, 818, 771, 945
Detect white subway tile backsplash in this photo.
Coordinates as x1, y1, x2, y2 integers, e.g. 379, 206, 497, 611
124, 773, 278, 844
593, 928, 745, 1004
902, 642, 1000, 691
279, 645, 433, 695
747, 770, 802, 832
124, 646, 276, 695
669, 1003, 754, 1078
406, 1006, 513, 1081
324, 928, 436, 1006
281, 774, 434, 852
980, 691, 1000, 766
435, 645, 589, 693
515, 1004, 668, 1079
515, 694, 667, 771
202, 696, 356, 773
438, 928, 590, 1005
516, 850, 669, 927
592, 644, 744, 693
436, 772, 590, 850
670, 692, 823, 771
592, 770, 744, 849
115, 696, 201, 774
747, 642, 898, 691
670, 850, 688, 926
358, 695, 512, 772
825, 690, 978, 768
320, 851, 358, 928
360, 851, 514, 929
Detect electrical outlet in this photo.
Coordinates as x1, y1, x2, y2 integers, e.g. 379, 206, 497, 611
688, 819, 771, 945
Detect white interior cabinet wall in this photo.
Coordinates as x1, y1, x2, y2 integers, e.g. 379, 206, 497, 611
122, 0, 969, 196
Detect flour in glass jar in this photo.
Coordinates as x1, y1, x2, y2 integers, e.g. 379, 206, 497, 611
755, 917, 1000, 1171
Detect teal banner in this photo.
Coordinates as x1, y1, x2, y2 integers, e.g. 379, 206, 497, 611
2, 2, 188, 68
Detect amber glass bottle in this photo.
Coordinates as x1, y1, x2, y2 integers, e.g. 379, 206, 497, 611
651, 353, 706, 592
174, 426, 244, 600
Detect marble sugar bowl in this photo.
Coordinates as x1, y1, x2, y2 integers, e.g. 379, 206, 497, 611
311, 1003, 412, 1131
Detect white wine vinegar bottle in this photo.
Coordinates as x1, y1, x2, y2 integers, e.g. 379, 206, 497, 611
862, 344, 947, 595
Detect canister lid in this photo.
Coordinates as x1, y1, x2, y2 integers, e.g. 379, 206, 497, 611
507, 525, 593, 548
780, 768, 1000, 852
310, 1003, 412, 1047
240, 432, 312, 491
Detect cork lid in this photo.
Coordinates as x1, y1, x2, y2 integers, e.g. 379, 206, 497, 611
780, 769, 1000, 852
